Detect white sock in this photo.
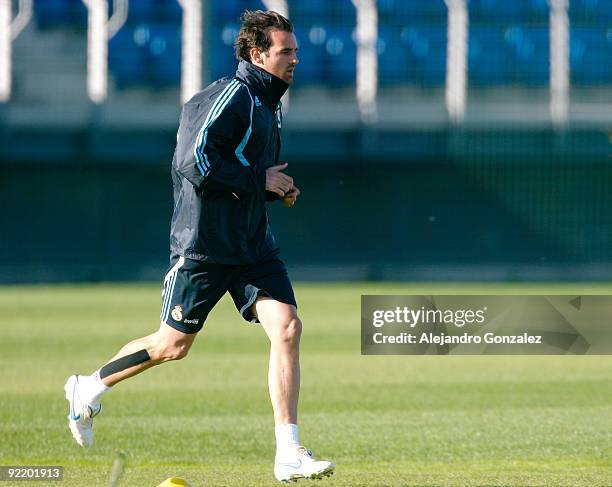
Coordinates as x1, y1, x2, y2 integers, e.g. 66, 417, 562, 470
79, 371, 110, 405
275, 424, 299, 458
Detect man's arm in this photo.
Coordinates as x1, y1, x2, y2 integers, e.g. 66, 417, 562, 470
174, 88, 294, 198
198, 118, 265, 195
173, 85, 264, 196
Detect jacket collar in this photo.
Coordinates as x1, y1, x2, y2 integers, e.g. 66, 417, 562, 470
235, 60, 288, 109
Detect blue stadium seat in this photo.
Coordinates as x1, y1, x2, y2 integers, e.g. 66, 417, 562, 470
469, 0, 547, 20
213, 0, 266, 22
291, 0, 327, 17
125, 0, 182, 24
529, 0, 549, 15
34, 0, 68, 29
210, 23, 240, 80
380, 0, 446, 17
468, 26, 513, 85
419, 26, 447, 85
68, 0, 88, 24
593, 0, 612, 19
570, 27, 612, 84
514, 26, 549, 85
495, 26, 550, 85
148, 24, 181, 87
399, 26, 422, 83
378, 27, 409, 85
126, 0, 158, 24
292, 0, 353, 19
321, 26, 356, 86
34, 0, 86, 29
109, 27, 148, 89
293, 44, 325, 85
292, 23, 326, 84
570, 0, 612, 19
325, 0, 355, 18
212, 0, 244, 19
158, 0, 182, 23
400, 25, 446, 86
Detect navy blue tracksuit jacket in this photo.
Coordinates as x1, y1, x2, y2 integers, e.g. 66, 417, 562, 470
170, 60, 289, 264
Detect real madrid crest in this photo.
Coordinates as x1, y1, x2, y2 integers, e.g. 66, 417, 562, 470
171, 305, 183, 322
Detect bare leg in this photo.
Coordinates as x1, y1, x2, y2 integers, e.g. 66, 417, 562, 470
65, 321, 198, 448
253, 298, 301, 425
99, 322, 198, 387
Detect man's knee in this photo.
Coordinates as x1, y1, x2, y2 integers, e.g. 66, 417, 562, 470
150, 327, 193, 361
274, 316, 302, 347
161, 341, 190, 361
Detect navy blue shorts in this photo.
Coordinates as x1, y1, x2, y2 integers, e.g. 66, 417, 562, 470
159, 253, 297, 334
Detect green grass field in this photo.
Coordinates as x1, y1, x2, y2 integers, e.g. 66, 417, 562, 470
1, 283, 611, 486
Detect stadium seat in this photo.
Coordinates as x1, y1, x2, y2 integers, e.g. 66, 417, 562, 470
593, 0, 612, 18
291, 0, 327, 17
378, 0, 447, 86
570, 0, 612, 20
515, 26, 549, 85
34, 0, 68, 29
291, 0, 353, 19
419, 26, 447, 86
468, 26, 513, 85
382, 0, 446, 17
529, 0, 549, 16
148, 24, 182, 88
399, 25, 446, 86
293, 44, 325, 85
378, 27, 409, 85
124, 0, 182, 24
212, 0, 243, 19
213, 0, 266, 22
321, 26, 356, 86
126, 0, 158, 24
469, 0, 547, 21
325, 0, 355, 18
158, 0, 182, 23
34, 0, 86, 29
109, 27, 148, 89
570, 27, 612, 84
209, 23, 240, 80
69, 0, 88, 24
292, 23, 326, 84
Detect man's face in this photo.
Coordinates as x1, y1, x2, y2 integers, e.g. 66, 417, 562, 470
252, 29, 299, 85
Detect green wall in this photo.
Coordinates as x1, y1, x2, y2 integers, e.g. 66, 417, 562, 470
2, 156, 610, 282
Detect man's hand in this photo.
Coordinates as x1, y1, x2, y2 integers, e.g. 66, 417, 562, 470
266, 163, 293, 197
282, 186, 301, 208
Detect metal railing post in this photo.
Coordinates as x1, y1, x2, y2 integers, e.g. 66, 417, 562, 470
549, 0, 569, 128
445, 0, 468, 124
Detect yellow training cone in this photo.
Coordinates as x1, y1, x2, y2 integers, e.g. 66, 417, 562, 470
156, 478, 192, 487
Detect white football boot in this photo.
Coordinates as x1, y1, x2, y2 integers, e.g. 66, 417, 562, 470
274, 446, 335, 483
64, 375, 102, 447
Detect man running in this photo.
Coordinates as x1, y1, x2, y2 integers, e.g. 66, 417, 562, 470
64, 10, 334, 483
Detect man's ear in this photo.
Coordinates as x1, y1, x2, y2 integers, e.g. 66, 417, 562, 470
250, 47, 263, 64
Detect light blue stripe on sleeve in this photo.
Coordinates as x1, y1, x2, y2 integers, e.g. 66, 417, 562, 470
234, 87, 254, 167
194, 80, 239, 175
193, 80, 240, 176
199, 81, 241, 172
194, 83, 231, 174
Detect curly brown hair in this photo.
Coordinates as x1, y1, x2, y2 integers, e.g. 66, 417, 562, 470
234, 10, 293, 62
